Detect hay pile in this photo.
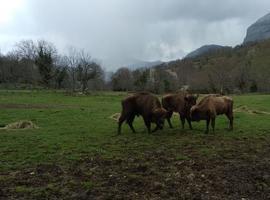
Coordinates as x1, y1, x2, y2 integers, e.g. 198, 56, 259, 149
109, 112, 178, 122
1, 120, 38, 130
109, 113, 121, 122
234, 106, 270, 115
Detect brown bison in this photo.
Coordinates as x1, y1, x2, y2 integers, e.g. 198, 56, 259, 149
190, 95, 233, 134
118, 92, 168, 134
162, 92, 198, 129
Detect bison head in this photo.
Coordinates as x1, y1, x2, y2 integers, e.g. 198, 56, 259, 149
184, 94, 199, 110
190, 106, 201, 121
152, 108, 168, 130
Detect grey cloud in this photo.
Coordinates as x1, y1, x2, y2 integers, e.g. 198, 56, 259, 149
1, 0, 270, 70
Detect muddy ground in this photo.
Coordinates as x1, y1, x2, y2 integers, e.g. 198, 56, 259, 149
1, 136, 269, 200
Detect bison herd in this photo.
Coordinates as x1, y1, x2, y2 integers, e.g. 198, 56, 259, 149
118, 92, 233, 134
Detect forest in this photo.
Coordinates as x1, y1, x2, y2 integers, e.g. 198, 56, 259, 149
1, 39, 270, 94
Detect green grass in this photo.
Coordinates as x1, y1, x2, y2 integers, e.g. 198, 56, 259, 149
0, 91, 269, 171
0, 90, 270, 199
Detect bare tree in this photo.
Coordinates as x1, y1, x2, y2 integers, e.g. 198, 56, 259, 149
207, 58, 233, 94
133, 69, 149, 91
66, 47, 80, 91
15, 40, 37, 60
53, 55, 69, 89
76, 50, 103, 92
55, 67, 68, 89
2, 52, 20, 85
112, 67, 133, 91
12, 40, 39, 86
234, 62, 251, 92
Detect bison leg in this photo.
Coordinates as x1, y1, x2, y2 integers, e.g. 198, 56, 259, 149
230, 116, 234, 130
167, 118, 173, 129
187, 118, 193, 130
166, 111, 173, 128
127, 115, 136, 133
180, 114, 185, 129
226, 113, 233, 131
227, 101, 234, 131
118, 114, 127, 134
211, 118, 215, 133
143, 117, 151, 134
205, 118, 210, 134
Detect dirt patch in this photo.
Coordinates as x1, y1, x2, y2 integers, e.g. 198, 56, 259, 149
1, 137, 269, 200
0, 121, 38, 130
0, 103, 76, 109
234, 105, 270, 115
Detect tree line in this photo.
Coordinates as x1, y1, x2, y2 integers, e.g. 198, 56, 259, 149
1, 39, 270, 94
0, 40, 105, 92
111, 39, 270, 94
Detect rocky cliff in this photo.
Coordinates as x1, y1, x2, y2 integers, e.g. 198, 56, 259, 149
244, 12, 270, 44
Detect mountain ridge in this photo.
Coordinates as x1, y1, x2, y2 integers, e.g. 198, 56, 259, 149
244, 12, 270, 44
185, 45, 231, 59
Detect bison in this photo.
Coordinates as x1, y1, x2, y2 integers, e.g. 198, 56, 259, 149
162, 92, 198, 129
118, 92, 168, 134
190, 95, 233, 134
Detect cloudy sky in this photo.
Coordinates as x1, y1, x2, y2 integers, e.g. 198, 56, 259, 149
0, 0, 270, 70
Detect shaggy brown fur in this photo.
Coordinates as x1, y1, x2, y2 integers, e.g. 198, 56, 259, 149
162, 93, 198, 129
118, 92, 167, 134
190, 95, 233, 134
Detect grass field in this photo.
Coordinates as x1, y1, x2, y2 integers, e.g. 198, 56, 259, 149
0, 90, 270, 199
